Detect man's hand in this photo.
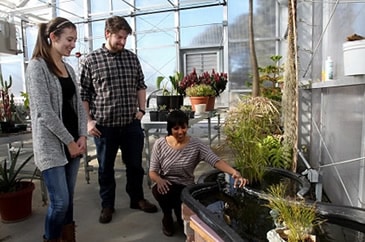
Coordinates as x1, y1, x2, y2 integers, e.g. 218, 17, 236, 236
87, 120, 101, 137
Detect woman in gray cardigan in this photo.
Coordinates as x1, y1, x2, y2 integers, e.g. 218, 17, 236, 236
26, 17, 87, 242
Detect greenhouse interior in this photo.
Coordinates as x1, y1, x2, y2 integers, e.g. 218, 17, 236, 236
1, 0, 365, 241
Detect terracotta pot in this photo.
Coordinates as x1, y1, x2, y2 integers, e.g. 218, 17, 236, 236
189, 96, 209, 111
206, 96, 216, 111
0, 181, 35, 223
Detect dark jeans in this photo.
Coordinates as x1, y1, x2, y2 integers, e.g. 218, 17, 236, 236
94, 119, 145, 209
152, 182, 186, 220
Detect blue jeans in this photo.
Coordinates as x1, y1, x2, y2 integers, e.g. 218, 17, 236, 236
94, 119, 145, 209
42, 157, 80, 240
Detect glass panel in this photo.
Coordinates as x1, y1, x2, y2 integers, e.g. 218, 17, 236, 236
180, 6, 223, 47
91, 21, 106, 50
58, 0, 84, 22
138, 47, 176, 93
229, 40, 276, 90
137, 31, 175, 47
228, 0, 277, 91
137, 13, 174, 32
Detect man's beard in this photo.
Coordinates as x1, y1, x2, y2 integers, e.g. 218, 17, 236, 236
108, 39, 124, 52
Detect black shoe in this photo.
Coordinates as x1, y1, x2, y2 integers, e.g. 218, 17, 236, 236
99, 207, 114, 224
162, 214, 174, 236
130, 199, 158, 213
177, 218, 184, 228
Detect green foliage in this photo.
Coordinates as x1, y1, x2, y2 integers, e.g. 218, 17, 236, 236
0, 73, 12, 91
223, 96, 284, 183
0, 73, 14, 122
260, 135, 291, 169
158, 104, 167, 111
258, 55, 284, 102
156, 72, 183, 96
264, 183, 324, 242
0, 148, 34, 193
185, 84, 216, 97
180, 105, 192, 111
20, 92, 29, 110
179, 68, 228, 97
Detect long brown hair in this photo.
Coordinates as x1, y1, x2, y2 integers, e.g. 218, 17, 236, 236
31, 17, 76, 76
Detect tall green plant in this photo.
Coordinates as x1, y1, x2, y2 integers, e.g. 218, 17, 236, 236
223, 96, 285, 183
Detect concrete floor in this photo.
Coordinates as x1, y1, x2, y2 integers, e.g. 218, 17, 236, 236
0, 155, 189, 242
0, 122, 225, 242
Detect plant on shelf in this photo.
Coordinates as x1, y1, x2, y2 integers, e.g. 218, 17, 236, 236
158, 104, 167, 111
0, 73, 15, 123
158, 104, 169, 121
263, 183, 323, 242
0, 72, 17, 133
149, 107, 159, 122
200, 69, 228, 97
180, 105, 192, 111
156, 72, 183, 96
185, 84, 216, 97
180, 105, 194, 119
155, 72, 184, 110
179, 68, 228, 97
0, 147, 36, 223
13, 91, 30, 125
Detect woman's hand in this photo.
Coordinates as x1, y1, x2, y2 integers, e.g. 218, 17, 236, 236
232, 170, 248, 188
77, 136, 87, 154
67, 141, 82, 158
156, 178, 172, 195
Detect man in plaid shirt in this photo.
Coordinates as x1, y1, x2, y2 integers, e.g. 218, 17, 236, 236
79, 16, 157, 224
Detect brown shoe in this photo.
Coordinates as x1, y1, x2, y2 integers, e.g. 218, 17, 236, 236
130, 199, 158, 213
99, 208, 114, 224
60, 221, 76, 242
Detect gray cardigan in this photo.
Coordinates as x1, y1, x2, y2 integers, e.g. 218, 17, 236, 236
26, 58, 87, 172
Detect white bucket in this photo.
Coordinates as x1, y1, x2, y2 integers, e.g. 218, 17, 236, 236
343, 39, 365, 76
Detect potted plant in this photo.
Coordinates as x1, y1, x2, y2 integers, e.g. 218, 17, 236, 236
156, 72, 184, 110
180, 105, 194, 119
0, 72, 16, 133
158, 104, 168, 121
149, 107, 159, 122
185, 84, 215, 112
263, 183, 323, 242
180, 68, 228, 111
0, 147, 35, 223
